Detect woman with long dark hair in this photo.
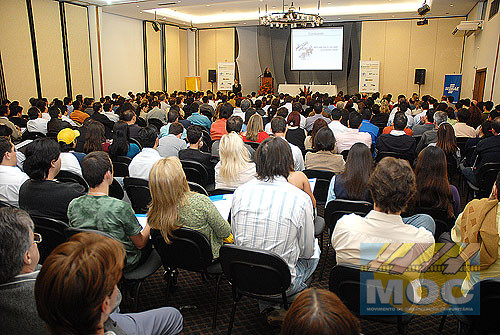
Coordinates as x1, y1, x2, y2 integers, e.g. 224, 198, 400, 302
108, 121, 140, 159
467, 104, 483, 129
435, 122, 460, 168
413, 146, 459, 218
326, 142, 373, 204
83, 120, 109, 154
304, 118, 328, 150
285, 111, 307, 151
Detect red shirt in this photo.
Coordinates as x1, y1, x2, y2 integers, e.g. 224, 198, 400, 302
242, 131, 269, 143
383, 126, 413, 136
210, 118, 227, 141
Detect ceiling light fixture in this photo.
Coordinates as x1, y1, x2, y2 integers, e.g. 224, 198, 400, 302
418, 1, 431, 16
260, 1, 324, 28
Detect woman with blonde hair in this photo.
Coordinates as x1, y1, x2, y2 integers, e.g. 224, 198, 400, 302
215, 132, 256, 190
148, 157, 231, 258
242, 114, 269, 143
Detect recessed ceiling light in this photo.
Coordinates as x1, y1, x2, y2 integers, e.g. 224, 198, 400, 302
327, 2, 331, 4
272, 6, 276, 8
136, 5, 139, 7
450, 4, 454, 6
243, 22, 247, 24
337, 17, 341, 19
140, 11, 143, 13
206, 4, 210, 6
391, 15, 395, 17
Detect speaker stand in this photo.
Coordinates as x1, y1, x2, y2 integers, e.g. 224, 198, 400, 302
418, 84, 422, 98
211, 82, 215, 93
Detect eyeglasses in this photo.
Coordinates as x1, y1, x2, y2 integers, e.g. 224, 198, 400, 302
33, 233, 42, 244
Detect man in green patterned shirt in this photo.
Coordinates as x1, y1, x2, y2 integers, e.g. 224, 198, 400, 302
67, 151, 151, 272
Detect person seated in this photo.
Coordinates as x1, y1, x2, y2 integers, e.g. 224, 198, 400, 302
0, 106, 21, 141
68, 151, 151, 272
35, 232, 183, 335
416, 111, 448, 153
242, 114, 269, 143
108, 121, 141, 159
328, 108, 348, 137
215, 132, 256, 190
187, 103, 212, 131
305, 127, 345, 174
285, 112, 307, 152
148, 157, 231, 258
159, 109, 187, 140
121, 110, 142, 139
335, 111, 372, 154
211, 115, 255, 160
26, 106, 48, 135
19, 138, 85, 222
304, 103, 331, 132
0, 137, 29, 207
90, 102, 114, 139
0, 208, 46, 335
433, 122, 460, 169
157, 122, 187, 158
332, 157, 435, 273
128, 126, 161, 181
451, 171, 500, 291
412, 108, 435, 137
281, 288, 360, 335
376, 112, 416, 160
57, 128, 83, 176
47, 105, 72, 134
69, 100, 90, 124
463, 119, 493, 167
413, 146, 460, 218
145, 100, 167, 124
210, 102, 232, 141
178, 125, 214, 182
327, 143, 373, 204
102, 101, 119, 122
358, 108, 380, 145
272, 116, 305, 171
8, 104, 27, 129
231, 136, 318, 315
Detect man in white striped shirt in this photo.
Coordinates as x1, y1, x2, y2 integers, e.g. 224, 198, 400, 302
231, 136, 317, 312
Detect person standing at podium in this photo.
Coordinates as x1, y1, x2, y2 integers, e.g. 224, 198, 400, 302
232, 79, 242, 95
263, 67, 272, 78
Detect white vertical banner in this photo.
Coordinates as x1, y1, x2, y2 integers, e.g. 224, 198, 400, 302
217, 62, 235, 91
359, 60, 380, 93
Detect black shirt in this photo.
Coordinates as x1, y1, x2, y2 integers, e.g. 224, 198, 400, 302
376, 133, 416, 159
9, 116, 27, 128
178, 148, 214, 183
19, 180, 85, 222
91, 112, 114, 139
47, 118, 72, 134
285, 128, 307, 152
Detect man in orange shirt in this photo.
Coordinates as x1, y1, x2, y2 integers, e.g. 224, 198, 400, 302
69, 100, 89, 125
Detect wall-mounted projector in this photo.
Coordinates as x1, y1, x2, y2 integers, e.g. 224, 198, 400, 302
418, 3, 431, 16
452, 20, 483, 36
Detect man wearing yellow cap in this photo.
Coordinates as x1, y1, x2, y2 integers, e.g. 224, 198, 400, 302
57, 128, 84, 176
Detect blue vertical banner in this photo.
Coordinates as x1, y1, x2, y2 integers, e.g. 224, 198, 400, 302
443, 74, 462, 102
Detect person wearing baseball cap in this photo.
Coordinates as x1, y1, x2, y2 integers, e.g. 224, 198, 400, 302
57, 128, 84, 176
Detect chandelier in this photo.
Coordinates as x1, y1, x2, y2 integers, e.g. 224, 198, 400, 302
259, 2, 324, 28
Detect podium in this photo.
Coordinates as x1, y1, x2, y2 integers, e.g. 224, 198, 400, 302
259, 77, 274, 95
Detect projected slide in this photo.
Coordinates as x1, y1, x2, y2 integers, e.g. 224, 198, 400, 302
291, 27, 343, 71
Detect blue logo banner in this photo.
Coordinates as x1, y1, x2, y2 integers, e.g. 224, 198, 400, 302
443, 74, 462, 102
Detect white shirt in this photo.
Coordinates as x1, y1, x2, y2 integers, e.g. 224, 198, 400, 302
128, 148, 162, 180
283, 102, 292, 114
413, 109, 427, 126
215, 162, 256, 190
284, 138, 305, 171
59, 152, 82, 176
265, 122, 273, 135
61, 115, 77, 127
41, 112, 50, 121
27, 118, 48, 134
335, 128, 372, 153
0, 165, 29, 207
160, 101, 169, 113
103, 111, 119, 122
231, 177, 315, 285
388, 109, 415, 128
328, 120, 348, 137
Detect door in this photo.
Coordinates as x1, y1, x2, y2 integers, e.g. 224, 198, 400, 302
473, 68, 487, 102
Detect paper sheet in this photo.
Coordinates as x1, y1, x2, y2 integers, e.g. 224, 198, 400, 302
209, 194, 233, 220
308, 178, 316, 192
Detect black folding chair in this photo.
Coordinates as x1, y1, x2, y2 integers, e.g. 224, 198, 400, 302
180, 160, 209, 186
320, 199, 373, 279
341, 150, 350, 161
123, 177, 151, 214
151, 228, 222, 328
112, 156, 132, 177
56, 170, 89, 192
31, 215, 69, 264
466, 162, 500, 200
245, 141, 260, 150
147, 118, 164, 132
109, 178, 124, 200
188, 181, 208, 196
209, 188, 235, 196
376, 151, 414, 164
329, 265, 414, 335
303, 169, 335, 208
413, 207, 454, 240
129, 137, 143, 150
219, 244, 292, 335
0, 200, 15, 208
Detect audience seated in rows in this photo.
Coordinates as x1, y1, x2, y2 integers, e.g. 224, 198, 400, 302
327, 108, 348, 137
376, 112, 416, 159
305, 127, 345, 173
157, 122, 187, 158
271, 116, 305, 171
121, 110, 142, 139
358, 108, 380, 145
416, 111, 448, 153
304, 103, 331, 132
285, 111, 307, 152
148, 157, 231, 258
0, 106, 22, 141
109, 120, 141, 159
210, 102, 232, 141
68, 151, 151, 272
335, 111, 372, 153
211, 115, 255, 160
0, 137, 29, 207
8, 104, 27, 129
187, 103, 212, 131
35, 231, 183, 334
412, 108, 435, 136
453, 108, 476, 138
159, 109, 188, 140
47, 105, 71, 135
242, 114, 269, 143
26, 106, 48, 135
84, 120, 109, 153
129, 126, 161, 181
20, 138, 85, 222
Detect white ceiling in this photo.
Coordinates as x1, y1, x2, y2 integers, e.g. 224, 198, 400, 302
78, 0, 478, 28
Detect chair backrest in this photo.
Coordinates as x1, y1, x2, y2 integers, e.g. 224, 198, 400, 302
109, 178, 124, 200
464, 278, 500, 333
64, 226, 114, 240
413, 207, 454, 239
31, 215, 69, 264
341, 150, 349, 161
324, 199, 373, 232
46, 131, 58, 139
129, 137, 143, 150
219, 244, 291, 296
456, 137, 468, 155
303, 169, 335, 206
376, 151, 413, 163
188, 181, 208, 196
246, 141, 260, 150
151, 227, 213, 272
22, 131, 45, 141
180, 160, 209, 186
477, 163, 500, 197
112, 156, 132, 177
55, 170, 89, 192
123, 177, 151, 214
147, 118, 164, 132
210, 188, 235, 196
0, 200, 14, 208
200, 129, 212, 153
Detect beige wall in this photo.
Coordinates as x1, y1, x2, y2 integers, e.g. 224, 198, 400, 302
65, 3, 93, 98
165, 25, 181, 92
361, 17, 464, 98
0, 0, 37, 108
462, 1, 500, 102
31, 0, 67, 100
199, 28, 235, 91
179, 29, 188, 91
145, 22, 162, 92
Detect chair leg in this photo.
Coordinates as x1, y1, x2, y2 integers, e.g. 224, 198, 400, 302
227, 299, 239, 335
438, 315, 447, 333
132, 280, 142, 312
396, 316, 408, 335
319, 240, 331, 281
212, 274, 222, 329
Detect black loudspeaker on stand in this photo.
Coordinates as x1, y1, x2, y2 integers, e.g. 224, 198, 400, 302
208, 70, 216, 92
414, 69, 426, 96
